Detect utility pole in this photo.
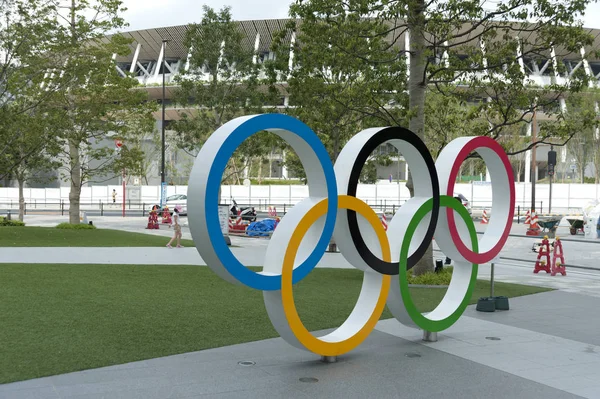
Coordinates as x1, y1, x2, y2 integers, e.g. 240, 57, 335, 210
531, 106, 537, 212
161, 39, 168, 207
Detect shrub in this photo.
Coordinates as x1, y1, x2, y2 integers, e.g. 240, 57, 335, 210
0, 217, 25, 227
249, 179, 305, 185
56, 223, 97, 230
408, 267, 453, 286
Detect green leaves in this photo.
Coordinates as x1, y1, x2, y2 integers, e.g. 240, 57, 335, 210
172, 5, 280, 183
286, 0, 597, 161
267, 8, 409, 166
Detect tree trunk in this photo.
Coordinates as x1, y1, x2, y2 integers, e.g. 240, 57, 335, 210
595, 140, 600, 184
407, 0, 433, 276
67, 2, 81, 225
69, 140, 82, 224
332, 126, 341, 162
258, 158, 263, 184
17, 174, 25, 222
269, 149, 273, 179
232, 161, 241, 185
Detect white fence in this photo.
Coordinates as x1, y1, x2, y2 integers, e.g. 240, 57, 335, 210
1, 182, 598, 214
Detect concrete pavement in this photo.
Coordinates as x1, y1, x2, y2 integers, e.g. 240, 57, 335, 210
3, 216, 600, 397
0, 217, 600, 399
6, 214, 600, 297
1, 291, 599, 398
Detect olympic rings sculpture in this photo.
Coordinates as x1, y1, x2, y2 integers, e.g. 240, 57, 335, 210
188, 114, 515, 357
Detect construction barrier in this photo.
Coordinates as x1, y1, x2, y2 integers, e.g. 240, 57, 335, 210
524, 210, 531, 225
161, 206, 172, 224
381, 213, 388, 231
229, 210, 247, 234
146, 209, 159, 229
481, 209, 488, 224
551, 237, 566, 276
533, 235, 551, 274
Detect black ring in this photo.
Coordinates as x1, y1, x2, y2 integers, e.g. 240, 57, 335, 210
345, 127, 440, 274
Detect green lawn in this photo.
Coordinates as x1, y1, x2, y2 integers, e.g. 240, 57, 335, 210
0, 227, 195, 247
0, 263, 551, 384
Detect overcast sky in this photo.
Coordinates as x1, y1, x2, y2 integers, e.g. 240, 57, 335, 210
120, 0, 600, 31
121, 0, 293, 30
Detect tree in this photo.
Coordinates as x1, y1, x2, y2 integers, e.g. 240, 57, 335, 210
286, 0, 597, 275
173, 5, 279, 187
560, 92, 600, 183
47, 0, 156, 224
0, 0, 67, 179
0, 102, 61, 221
267, 13, 408, 169
110, 116, 159, 186
593, 134, 600, 184
500, 125, 530, 183
424, 90, 488, 159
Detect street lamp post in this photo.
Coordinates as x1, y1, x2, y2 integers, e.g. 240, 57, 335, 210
548, 145, 556, 214
531, 106, 537, 212
160, 39, 170, 208
161, 39, 167, 187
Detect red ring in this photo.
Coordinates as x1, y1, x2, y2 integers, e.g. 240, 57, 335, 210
446, 137, 515, 264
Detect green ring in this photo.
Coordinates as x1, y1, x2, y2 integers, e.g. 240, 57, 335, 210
398, 195, 479, 332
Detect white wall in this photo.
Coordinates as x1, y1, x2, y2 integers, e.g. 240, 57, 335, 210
1, 182, 597, 214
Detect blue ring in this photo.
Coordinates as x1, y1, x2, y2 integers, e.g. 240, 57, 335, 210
205, 114, 338, 291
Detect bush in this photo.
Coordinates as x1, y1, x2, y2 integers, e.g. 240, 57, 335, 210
408, 267, 453, 286
56, 223, 97, 230
249, 179, 304, 185
0, 217, 25, 227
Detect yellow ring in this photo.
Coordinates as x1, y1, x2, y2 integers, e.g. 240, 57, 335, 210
281, 195, 391, 356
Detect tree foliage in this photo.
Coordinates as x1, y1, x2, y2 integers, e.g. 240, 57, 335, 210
0, 102, 62, 220
281, 0, 597, 274
267, 9, 409, 164
173, 5, 280, 185
28, 0, 156, 223
0, 0, 67, 179
560, 91, 600, 183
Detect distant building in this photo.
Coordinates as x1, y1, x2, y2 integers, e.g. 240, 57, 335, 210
12, 19, 600, 188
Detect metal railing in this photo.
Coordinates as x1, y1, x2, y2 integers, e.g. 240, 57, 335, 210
0, 201, 158, 217
435, 231, 600, 273
0, 198, 584, 220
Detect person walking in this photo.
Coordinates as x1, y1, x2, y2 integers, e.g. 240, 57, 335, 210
166, 205, 183, 249
112, 189, 117, 204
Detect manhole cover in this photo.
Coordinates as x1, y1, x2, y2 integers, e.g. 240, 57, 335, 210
299, 377, 319, 383
405, 352, 422, 358
485, 337, 501, 341
237, 361, 256, 366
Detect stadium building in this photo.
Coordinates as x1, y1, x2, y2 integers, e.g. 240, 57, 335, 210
29, 19, 600, 188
